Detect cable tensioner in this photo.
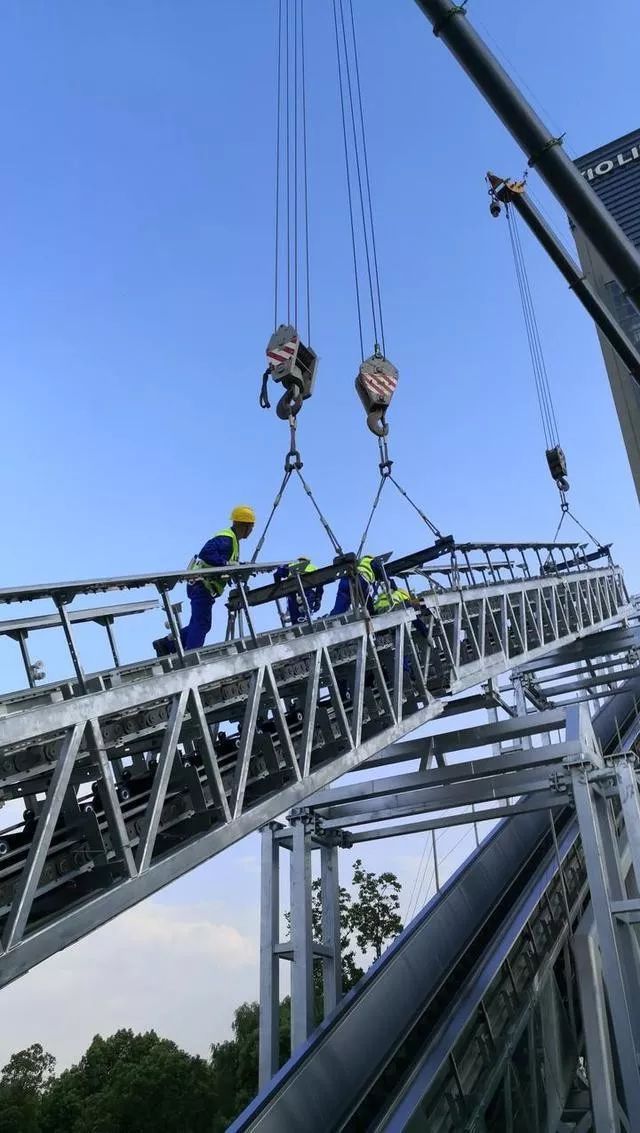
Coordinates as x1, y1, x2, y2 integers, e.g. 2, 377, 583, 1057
355, 351, 399, 437
261, 325, 318, 420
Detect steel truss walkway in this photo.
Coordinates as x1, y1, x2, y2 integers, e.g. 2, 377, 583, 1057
0, 541, 627, 992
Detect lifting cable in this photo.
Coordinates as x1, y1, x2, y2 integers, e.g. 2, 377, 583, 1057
332, 0, 385, 361
331, 0, 444, 555
504, 200, 605, 550
273, 0, 311, 341
253, 0, 344, 563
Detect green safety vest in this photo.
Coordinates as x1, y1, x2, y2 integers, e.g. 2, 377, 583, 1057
374, 587, 412, 614
289, 559, 317, 575
188, 528, 239, 596
357, 556, 376, 585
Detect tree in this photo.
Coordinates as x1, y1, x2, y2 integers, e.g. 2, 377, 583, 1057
40, 1029, 217, 1133
349, 858, 403, 960
289, 878, 364, 996
0, 1044, 55, 1133
209, 999, 292, 1133
208, 857, 403, 1128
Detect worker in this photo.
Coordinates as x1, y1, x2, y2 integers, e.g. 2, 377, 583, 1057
153, 505, 255, 656
330, 554, 383, 617
373, 583, 414, 614
273, 557, 324, 624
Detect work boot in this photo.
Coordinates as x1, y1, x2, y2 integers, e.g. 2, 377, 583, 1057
153, 637, 172, 658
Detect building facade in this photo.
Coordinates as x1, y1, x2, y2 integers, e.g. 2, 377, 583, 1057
573, 127, 640, 500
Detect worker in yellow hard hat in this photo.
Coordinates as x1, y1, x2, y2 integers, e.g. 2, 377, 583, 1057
154, 506, 255, 656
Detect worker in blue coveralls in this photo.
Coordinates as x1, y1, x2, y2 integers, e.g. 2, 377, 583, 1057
330, 554, 384, 616
274, 557, 324, 624
153, 505, 256, 656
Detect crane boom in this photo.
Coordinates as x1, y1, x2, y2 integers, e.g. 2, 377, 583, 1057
413, 0, 640, 308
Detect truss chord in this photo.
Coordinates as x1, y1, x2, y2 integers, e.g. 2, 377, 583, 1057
0, 556, 630, 998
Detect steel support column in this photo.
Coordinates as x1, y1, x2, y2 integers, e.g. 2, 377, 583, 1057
571, 766, 640, 1127
290, 814, 314, 1051
573, 917, 623, 1133
259, 823, 281, 1089
320, 842, 342, 1016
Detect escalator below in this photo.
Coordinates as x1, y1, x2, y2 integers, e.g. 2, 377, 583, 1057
230, 681, 640, 1132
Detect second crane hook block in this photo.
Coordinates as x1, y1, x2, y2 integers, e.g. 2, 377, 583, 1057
546, 445, 570, 493
356, 355, 399, 437
265, 324, 318, 420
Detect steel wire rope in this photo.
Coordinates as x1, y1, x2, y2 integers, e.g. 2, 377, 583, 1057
251, 463, 344, 562
506, 205, 560, 449
346, 0, 386, 356
262, 2, 339, 561
252, 408, 344, 562
335, 0, 443, 554
472, 12, 573, 156
331, 0, 365, 360
505, 205, 606, 549
356, 467, 443, 558
300, 0, 311, 344
410, 857, 437, 923
273, 0, 284, 330
404, 835, 435, 923
337, 0, 380, 353
284, 0, 291, 322
293, 0, 299, 329
507, 208, 555, 446
274, 0, 312, 338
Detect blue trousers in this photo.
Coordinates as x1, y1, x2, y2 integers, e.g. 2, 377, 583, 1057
330, 576, 371, 616
181, 581, 215, 649
162, 581, 215, 653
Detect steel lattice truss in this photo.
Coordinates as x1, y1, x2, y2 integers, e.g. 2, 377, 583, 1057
0, 561, 628, 988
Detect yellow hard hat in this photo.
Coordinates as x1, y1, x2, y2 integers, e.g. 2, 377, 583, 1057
231, 505, 256, 525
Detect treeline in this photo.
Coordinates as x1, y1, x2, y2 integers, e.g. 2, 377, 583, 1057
0, 861, 403, 1132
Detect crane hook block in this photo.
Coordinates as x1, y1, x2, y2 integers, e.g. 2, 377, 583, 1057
546, 445, 570, 493
355, 355, 399, 437
264, 325, 318, 420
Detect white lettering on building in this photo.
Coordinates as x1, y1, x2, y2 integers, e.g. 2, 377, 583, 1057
580, 142, 640, 181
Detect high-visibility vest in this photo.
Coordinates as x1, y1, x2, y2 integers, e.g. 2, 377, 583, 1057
288, 559, 318, 576
374, 587, 412, 613
188, 528, 239, 596
357, 556, 376, 585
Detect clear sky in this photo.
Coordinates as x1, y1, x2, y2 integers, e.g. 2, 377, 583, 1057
0, 0, 639, 1069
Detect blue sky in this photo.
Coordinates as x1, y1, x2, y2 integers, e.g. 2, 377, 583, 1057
0, 0, 639, 1066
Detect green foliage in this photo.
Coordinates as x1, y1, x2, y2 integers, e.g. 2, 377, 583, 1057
349, 858, 403, 960
0, 1044, 55, 1133
0, 859, 403, 1133
40, 1029, 217, 1133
